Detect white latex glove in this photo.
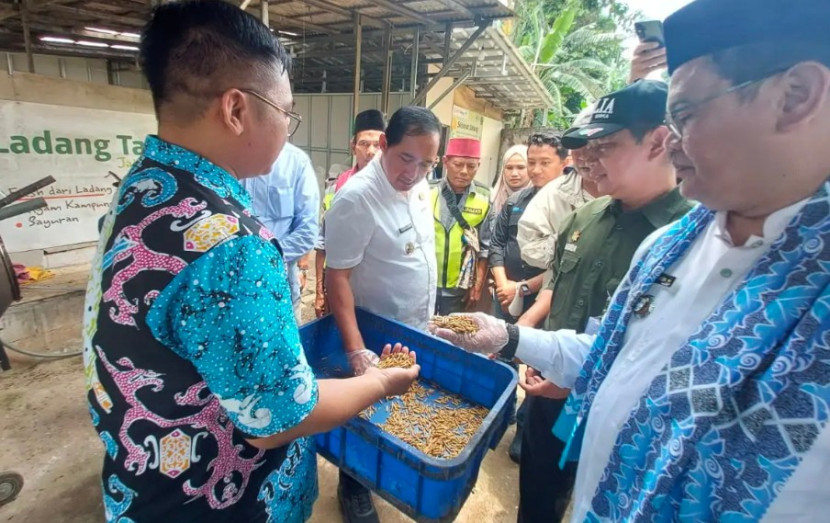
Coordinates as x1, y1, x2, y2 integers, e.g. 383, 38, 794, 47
427, 312, 509, 355
347, 349, 380, 376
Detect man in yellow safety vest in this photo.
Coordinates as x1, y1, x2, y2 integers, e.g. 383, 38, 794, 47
431, 137, 492, 315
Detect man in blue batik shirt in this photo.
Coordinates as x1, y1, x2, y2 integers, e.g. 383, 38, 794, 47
83, 3, 419, 522
243, 142, 320, 316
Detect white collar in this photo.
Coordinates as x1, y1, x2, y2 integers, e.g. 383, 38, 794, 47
713, 197, 811, 248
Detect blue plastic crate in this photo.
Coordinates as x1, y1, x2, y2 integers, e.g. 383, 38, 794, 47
299, 308, 518, 522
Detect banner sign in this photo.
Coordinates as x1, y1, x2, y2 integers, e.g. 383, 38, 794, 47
451, 105, 484, 139
0, 100, 156, 252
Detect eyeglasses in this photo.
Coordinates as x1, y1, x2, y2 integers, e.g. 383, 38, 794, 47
239, 88, 303, 137
666, 68, 787, 139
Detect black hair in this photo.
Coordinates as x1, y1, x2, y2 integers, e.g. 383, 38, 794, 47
527, 131, 568, 160
385, 106, 441, 147
710, 41, 830, 101
140, 0, 291, 120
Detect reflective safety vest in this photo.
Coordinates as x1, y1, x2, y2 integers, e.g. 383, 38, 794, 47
431, 182, 491, 289
322, 184, 336, 213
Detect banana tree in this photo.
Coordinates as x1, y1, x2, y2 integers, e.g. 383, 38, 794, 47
515, 1, 621, 127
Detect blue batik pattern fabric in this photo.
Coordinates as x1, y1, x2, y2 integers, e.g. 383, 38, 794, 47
147, 235, 319, 438
84, 135, 317, 522
563, 181, 830, 521
259, 437, 319, 523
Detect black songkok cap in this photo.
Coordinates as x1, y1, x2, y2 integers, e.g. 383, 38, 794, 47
353, 109, 386, 136
665, 0, 830, 74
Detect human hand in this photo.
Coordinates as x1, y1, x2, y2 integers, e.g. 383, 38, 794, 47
464, 285, 483, 310
519, 367, 570, 399
428, 312, 509, 355
629, 41, 667, 83
346, 348, 380, 376
365, 343, 420, 397
314, 289, 327, 318
496, 280, 518, 307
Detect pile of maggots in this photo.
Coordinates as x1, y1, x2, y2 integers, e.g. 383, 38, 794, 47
430, 315, 480, 335
362, 352, 488, 459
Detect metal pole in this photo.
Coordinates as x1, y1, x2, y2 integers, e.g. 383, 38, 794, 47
352, 13, 362, 122
20, 1, 34, 74
409, 25, 420, 101
260, 0, 269, 26
443, 22, 453, 65
412, 22, 489, 107
427, 70, 470, 110
380, 23, 393, 114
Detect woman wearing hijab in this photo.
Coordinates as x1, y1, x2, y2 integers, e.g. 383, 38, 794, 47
491, 145, 530, 215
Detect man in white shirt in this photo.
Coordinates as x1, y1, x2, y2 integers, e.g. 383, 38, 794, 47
325, 105, 441, 522
431, 0, 830, 520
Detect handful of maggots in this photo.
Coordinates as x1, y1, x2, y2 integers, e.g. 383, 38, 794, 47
430, 315, 480, 335
362, 351, 487, 459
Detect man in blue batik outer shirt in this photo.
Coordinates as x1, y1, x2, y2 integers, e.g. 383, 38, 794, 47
83, 2, 419, 522
243, 142, 320, 318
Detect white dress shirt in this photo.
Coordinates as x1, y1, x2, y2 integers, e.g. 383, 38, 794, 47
514, 198, 829, 522
325, 156, 436, 330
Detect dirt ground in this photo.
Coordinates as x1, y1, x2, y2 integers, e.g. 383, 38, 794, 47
0, 279, 523, 523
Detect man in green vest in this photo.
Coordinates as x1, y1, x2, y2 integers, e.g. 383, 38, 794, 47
432, 137, 492, 315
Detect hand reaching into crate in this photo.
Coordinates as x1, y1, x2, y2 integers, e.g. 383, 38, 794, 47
364, 343, 420, 397
428, 313, 509, 355
346, 348, 380, 376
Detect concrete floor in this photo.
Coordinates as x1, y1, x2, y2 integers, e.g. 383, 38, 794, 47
0, 270, 523, 523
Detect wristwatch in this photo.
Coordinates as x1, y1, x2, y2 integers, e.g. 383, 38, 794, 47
500, 323, 520, 361
519, 281, 531, 297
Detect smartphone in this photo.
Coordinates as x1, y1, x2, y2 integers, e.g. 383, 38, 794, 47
635, 20, 664, 48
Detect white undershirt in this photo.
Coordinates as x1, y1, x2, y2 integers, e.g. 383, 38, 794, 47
515, 198, 830, 521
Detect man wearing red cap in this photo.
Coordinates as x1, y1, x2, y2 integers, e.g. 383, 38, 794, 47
431, 137, 492, 315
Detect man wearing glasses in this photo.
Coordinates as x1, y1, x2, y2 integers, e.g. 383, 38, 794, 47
431, 138, 492, 316
432, 0, 830, 520
84, 2, 421, 522
511, 80, 692, 522
324, 106, 441, 523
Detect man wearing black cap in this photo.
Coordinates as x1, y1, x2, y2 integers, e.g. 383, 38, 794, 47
432, 0, 830, 520
314, 109, 386, 318
510, 80, 691, 522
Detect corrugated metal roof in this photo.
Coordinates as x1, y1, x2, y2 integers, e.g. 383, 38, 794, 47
422, 26, 554, 111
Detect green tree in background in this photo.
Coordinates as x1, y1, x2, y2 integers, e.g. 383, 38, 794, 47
506, 0, 635, 129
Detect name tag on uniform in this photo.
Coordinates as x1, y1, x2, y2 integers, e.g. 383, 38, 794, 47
398, 224, 413, 234
564, 242, 578, 253
657, 273, 676, 288
462, 207, 483, 215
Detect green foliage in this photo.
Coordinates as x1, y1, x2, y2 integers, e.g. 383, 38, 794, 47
507, 0, 634, 129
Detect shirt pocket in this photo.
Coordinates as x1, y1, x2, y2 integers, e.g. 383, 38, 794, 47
268, 185, 294, 221
551, 251, 580, 316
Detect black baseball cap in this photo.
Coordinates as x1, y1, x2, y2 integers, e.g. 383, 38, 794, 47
561, 80, 668, 150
